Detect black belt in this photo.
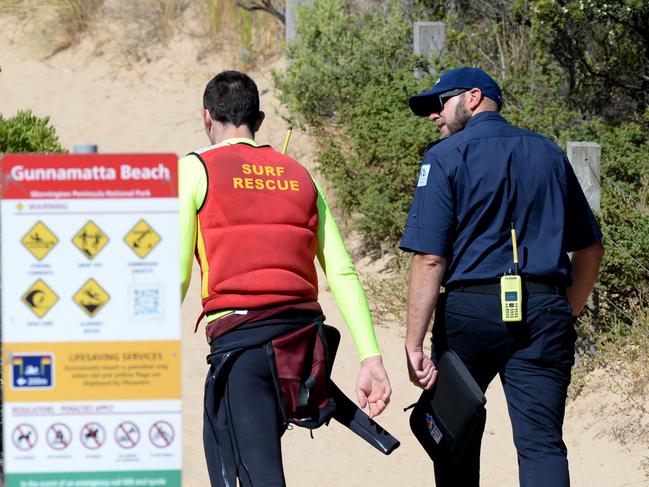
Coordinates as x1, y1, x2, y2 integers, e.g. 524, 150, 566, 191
445, 280, 566, 297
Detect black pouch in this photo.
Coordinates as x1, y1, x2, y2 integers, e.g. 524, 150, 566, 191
408, 350, 486, 464
265, 322, 338, 429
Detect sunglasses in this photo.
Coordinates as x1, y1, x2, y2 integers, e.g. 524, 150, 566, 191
436, 89, 468, 112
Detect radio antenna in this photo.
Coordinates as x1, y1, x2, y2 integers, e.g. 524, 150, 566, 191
511, 222, 519, 275
281, 126, 293, 155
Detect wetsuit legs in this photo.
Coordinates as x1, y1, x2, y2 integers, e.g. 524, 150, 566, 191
204, 347, 286, 487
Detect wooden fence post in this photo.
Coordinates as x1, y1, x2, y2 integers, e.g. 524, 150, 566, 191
413, 21, 446, 76
567, 141, 602, 315
567, 142, 601, 211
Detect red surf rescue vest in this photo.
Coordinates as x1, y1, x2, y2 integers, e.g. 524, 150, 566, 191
193, 141, 319, 317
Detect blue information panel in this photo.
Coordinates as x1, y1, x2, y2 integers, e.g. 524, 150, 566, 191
11, 354, 54, 389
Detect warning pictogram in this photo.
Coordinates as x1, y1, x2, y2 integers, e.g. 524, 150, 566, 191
21, 221, 59, 260
123, 220, 160, 259
13, 424, 38, 451
22, 279, 59, 318
47, 423, 72, 450
73, 278, 110, 318
115, 421, 140, 449
81, 422, 106, 450
72, 220, 109, 260
149, 421, 175, 448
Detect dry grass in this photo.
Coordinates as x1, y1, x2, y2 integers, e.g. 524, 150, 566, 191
101, 0, 190, 62
202, 0, 283, 66
363, 254, 409, 328
0, 0, 104, 54
0, 0, 283, 66
571, 299, 649, 462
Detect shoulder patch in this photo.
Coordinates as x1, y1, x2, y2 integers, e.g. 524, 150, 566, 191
417, 164, 431, 187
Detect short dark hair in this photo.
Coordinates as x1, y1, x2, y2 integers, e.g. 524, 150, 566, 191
203, 71, 260, 131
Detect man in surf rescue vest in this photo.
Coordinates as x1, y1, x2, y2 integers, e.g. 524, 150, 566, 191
179, 70, 392, 486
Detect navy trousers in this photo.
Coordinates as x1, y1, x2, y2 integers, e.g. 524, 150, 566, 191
431, 291, 576, 487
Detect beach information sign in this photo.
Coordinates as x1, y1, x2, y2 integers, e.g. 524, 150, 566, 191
1, 153, 182, 486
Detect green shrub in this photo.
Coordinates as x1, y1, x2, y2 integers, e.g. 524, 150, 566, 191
595, 119, 649, 307
274, 0, 434, 250
274, 0, 598, 251
275, 0, 649, 321
530, 0, 649, 123
0, 110, 66, 153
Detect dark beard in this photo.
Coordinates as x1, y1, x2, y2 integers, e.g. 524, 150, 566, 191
445, 99, 471, 136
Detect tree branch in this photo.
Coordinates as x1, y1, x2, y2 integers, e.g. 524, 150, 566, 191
235, 0, 285, 24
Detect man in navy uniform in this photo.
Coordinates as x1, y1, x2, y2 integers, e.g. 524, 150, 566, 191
401, 66, 604, 487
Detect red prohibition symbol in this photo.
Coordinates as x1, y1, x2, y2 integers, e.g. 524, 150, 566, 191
80, 422, 106, 450
13, 424, 37, 451
115, 421, 140, 449
47, 423, 72, 450
149, 421, 175, 448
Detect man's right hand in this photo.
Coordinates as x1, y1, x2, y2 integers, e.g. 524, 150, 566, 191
406, 348, 437, 390
404, 253, 445, 391
356, 355, 392, 418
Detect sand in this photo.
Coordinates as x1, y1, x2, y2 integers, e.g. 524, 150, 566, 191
1, 13, 647, 486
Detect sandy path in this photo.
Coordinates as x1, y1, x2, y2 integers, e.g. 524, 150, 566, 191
1, 19, 647, 486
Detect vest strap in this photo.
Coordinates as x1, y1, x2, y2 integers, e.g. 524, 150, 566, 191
194, 309, 207, 333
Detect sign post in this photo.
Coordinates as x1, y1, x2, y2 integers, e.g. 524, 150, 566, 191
1, 153, 182, 486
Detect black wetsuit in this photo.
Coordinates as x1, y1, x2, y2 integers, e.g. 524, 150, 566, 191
203, 313, 319, 487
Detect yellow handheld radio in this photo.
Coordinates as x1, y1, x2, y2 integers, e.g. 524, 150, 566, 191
500, 224, 523, 322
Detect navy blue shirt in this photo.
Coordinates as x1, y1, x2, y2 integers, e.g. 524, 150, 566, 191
400, 112, 602, 286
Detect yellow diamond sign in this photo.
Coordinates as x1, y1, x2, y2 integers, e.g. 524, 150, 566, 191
72, 220, 109, 260
21, 221, 59, 260
73, 278, 110, 318
124, 219, 161, 258
22, 279, 59, 318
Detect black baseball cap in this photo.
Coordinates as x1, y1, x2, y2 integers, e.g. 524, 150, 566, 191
409, 67, 503, 117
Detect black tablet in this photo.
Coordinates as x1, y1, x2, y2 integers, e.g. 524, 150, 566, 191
409, 350, 487, 464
